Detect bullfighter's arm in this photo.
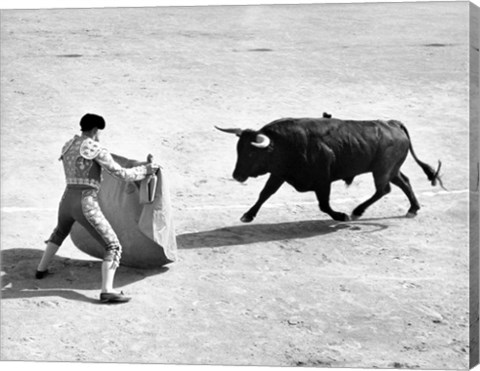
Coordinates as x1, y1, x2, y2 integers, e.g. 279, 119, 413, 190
95, 148, 155, 182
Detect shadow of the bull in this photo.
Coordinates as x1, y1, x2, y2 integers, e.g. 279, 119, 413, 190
176, 218, 389, 249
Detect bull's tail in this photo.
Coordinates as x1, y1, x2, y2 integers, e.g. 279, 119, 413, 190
399, 123, 446, 190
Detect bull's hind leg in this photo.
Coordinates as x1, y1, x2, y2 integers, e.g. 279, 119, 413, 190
351, 173, 391, 220
390, 172, 420, 217
315, 183, 350, 221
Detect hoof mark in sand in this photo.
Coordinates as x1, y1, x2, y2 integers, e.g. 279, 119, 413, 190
57, 54, 83, 58
248, 48, 273, 52
424, 43, 452, 48
390, 362, 421, 369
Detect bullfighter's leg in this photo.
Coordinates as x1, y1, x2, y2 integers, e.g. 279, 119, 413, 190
390, 172, 420, 217
77, 190, 124, 296
241, 175, 284, 223
36, 242, 61, 277
315, 183, 350, 221
351, 173, 392, 220
37, 190, 76, 278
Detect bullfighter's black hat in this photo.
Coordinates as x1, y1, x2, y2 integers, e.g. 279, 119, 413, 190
80, 113, 106, 131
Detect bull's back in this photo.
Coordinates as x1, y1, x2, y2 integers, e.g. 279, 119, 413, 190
264, 118, 409, 183
326, 119, 409, 179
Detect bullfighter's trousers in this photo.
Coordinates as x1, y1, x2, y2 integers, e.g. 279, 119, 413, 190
46, 187, 122, 265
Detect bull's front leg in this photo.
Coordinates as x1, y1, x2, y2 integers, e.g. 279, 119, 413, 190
241, 175, 284, 223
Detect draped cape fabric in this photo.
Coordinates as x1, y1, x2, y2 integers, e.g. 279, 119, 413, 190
70, 154, 177, 268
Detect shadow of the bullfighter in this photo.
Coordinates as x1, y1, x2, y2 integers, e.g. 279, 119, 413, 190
1, 248, 169, 303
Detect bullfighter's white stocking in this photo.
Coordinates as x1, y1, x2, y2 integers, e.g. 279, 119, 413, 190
37, 242, 60, 272
101, 260, 118, 293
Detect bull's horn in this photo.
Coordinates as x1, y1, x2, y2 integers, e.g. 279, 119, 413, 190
251, 133, 271, 148
215, 126, 243, 136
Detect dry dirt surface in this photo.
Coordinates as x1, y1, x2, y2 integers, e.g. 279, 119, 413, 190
0, 2, 473, 369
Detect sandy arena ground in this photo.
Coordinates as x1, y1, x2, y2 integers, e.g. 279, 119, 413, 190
0, 2, 475, 369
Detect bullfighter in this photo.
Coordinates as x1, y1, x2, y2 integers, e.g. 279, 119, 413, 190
36, 113, 159, 304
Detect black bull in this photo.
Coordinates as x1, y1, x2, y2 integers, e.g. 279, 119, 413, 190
216, 116, 444, 222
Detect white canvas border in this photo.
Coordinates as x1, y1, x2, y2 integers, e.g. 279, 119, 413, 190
1, 1, 478, 371
0, 0, 478, 10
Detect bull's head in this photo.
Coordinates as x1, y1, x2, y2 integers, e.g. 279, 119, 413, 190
215, 126, 272, 182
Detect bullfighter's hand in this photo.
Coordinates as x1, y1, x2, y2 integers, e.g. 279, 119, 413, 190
146, 162, 160, 175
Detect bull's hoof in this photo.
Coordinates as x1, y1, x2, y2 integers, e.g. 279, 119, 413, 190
332, 213, 350, 222
406, 211, 417, 218
240, 214, 254, 223
350, 213, 361, 221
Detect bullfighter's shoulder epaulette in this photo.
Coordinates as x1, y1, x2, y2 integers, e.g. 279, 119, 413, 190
80, 138, 102, 160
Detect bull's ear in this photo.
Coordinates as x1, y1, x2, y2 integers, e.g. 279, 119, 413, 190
214, 126, 243, 137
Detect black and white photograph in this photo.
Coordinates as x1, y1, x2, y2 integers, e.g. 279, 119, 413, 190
1, 0, 479, 370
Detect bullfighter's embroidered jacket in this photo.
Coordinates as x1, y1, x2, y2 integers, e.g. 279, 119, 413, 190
60, 134, 150, 190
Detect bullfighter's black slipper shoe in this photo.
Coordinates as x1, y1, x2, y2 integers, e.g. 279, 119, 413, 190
35, 269, 49, 279
99, 291, 131, 304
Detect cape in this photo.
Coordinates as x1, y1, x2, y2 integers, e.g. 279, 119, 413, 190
69, 154, 177, 268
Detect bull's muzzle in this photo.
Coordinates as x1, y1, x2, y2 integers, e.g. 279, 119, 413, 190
233, 173, 248, 183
